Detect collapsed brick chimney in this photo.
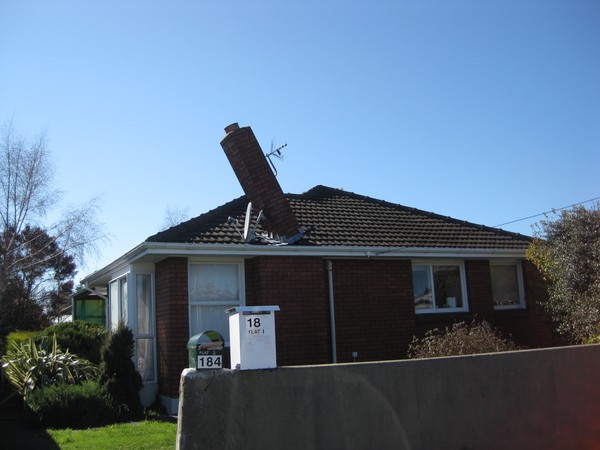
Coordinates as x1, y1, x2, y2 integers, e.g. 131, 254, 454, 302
220, 123, 300, 238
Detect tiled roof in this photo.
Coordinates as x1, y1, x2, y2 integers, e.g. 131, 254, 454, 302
146, 185, 532, 250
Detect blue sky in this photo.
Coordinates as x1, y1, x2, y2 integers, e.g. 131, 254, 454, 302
1, 0, 599, 276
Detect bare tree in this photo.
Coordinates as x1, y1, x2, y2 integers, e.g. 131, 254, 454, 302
0, 124, 57, 232
0, 121, 108, 334
161, 205, 189, 230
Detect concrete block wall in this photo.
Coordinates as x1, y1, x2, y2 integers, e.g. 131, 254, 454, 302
177, 344, 600, 450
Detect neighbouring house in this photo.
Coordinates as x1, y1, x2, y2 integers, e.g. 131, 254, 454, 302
71, 287, 107, 326
79, 123, 553, 414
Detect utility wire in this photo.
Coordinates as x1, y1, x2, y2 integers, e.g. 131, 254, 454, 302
494, 196, 600, 228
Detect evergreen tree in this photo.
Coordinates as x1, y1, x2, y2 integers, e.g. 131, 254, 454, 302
100, 323, 143, 418
527, 203, 600, 343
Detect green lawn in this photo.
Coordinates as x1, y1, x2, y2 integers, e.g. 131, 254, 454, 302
48, 420, 177, 450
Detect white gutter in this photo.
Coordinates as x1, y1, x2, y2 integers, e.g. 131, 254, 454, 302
327, 260, 337, 364
82, 241, 528, 286
138, 242, 527, 258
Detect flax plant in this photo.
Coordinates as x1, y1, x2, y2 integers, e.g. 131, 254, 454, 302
1, 334, 100, 398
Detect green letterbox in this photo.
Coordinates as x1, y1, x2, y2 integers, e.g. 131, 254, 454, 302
187, 330, 224, 370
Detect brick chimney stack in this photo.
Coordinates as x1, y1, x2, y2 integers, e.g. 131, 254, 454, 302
220, 123, 300, 238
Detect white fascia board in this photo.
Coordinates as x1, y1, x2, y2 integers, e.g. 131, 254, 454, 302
81, 242, 147, 286
137, 242, 527, 259
82, 241, 527, 287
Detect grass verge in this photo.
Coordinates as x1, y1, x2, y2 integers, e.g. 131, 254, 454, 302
47, 420, 177, 450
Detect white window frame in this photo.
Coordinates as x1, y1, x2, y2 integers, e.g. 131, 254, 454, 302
135, 272, 156, 383
108, 274, 129, 330
188, 259, 245, 344
412, 260, 469, 314
490, 260, 526, 310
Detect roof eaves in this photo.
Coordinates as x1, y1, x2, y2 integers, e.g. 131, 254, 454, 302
103, 241, 529, 264
80, 242, 147, 286
81, 239, 527, 288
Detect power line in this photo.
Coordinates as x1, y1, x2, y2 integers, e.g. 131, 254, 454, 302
494, 196, 600, 228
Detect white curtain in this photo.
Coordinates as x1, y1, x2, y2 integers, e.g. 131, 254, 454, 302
189, 263, 240, 339
136, 274, 154, 381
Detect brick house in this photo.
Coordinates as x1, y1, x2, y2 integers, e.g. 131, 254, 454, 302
80, 123, 553, 414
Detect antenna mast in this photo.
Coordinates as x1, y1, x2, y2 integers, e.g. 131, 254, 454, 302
265, 139, 287, 176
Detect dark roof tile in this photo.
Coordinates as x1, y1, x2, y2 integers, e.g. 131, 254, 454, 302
146, 185, 531, 250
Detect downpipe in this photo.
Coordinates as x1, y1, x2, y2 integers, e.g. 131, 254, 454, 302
327, 260, 337, 363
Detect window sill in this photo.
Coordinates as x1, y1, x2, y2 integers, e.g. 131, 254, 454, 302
493, 305, 526, 311
415, 308, 469, 315
415, 311, 472, 325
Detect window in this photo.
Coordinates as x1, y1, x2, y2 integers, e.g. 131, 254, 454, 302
189, 262, 243, 341
109, 276, 128, 330
412, 262, 468, 313
109, 272, 156, 382
136, 274, 155, 382
74, 298, 106, 326
491, 261, 525, 309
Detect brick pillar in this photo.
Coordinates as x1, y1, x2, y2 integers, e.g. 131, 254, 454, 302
155, 257, 189, 399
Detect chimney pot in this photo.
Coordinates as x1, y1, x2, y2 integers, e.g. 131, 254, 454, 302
224, 123, 240, 134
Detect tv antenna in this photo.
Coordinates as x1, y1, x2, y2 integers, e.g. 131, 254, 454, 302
265, 139, 287, 176
228, 202, 264, 242
243, 202, 252, 240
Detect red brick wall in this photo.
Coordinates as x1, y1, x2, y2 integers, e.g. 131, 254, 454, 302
152, 255, 553, 397
245, 256, 331, 365
412, 259, 553, 350
465, 259, 495, 319
331, 259, 415, 362
155, 257, 189, 399
492, 260, 553, 348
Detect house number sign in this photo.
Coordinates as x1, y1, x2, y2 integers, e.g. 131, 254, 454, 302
247, 316, 265, 334
243, 311, 275, 341
197, 349, 222, 369
226, 305, 280, 370
188, 330, 224, 370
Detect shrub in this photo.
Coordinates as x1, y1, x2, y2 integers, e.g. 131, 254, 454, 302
408, 320, 518, 359
4, 321, 107, 365
100, 323, 143, 419
526, 204, 600, 343
4, 330, 43, 354
585, 333, 600, 344
42, 321, 108, 365
26, 380, 115, 428
1, 335, 100, 398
